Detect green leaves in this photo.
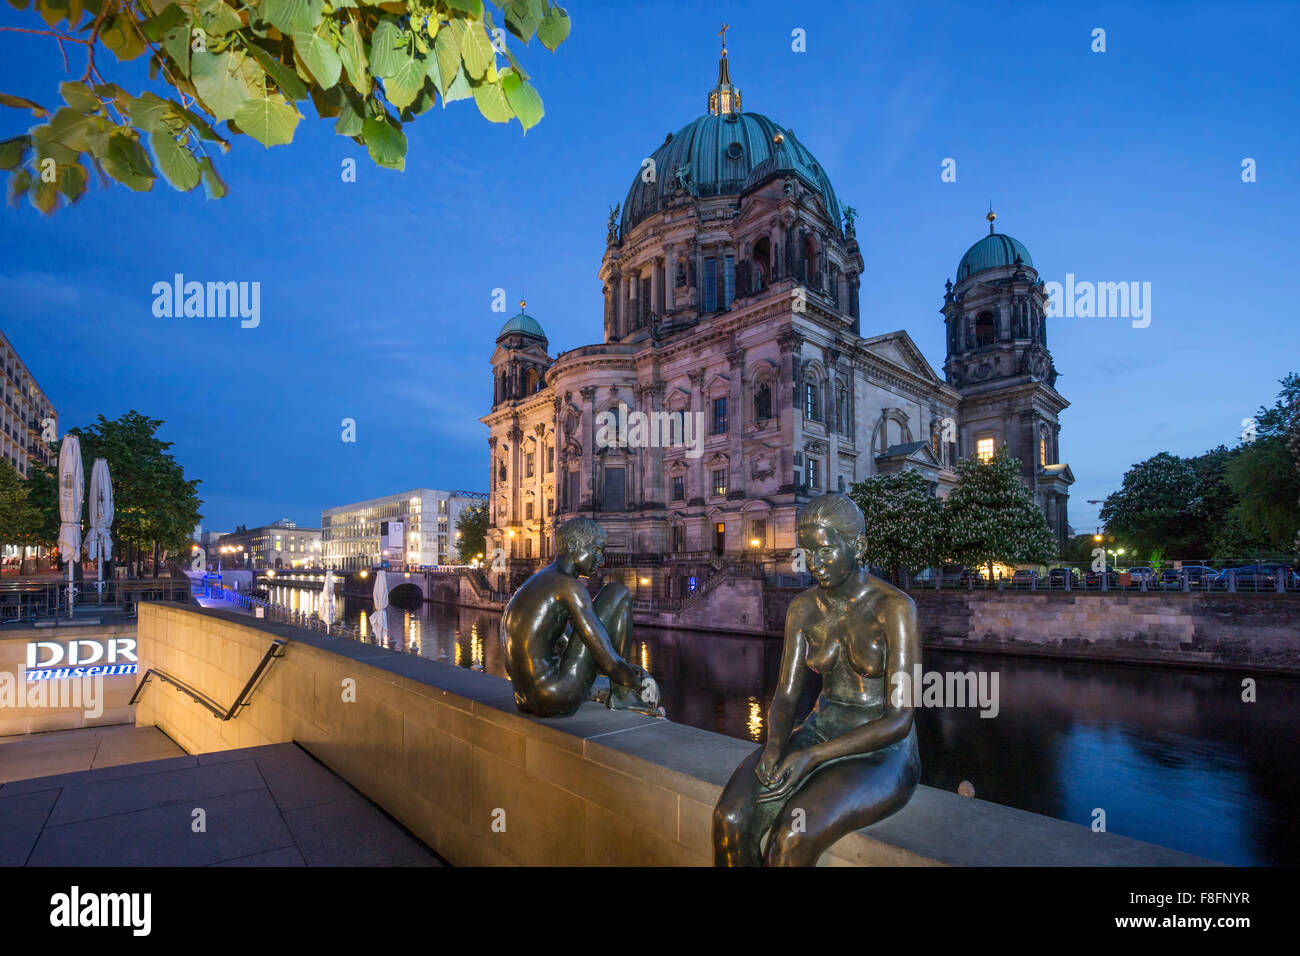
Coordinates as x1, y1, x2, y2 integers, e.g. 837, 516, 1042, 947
141, 3, 189, 42
5, 0, 572, 211
537, 3, 570, 52
503, 0, 542, 43
260, 0, 324, 35
149, 130, 202, 189
233, 96, 301, 147
0, 92, 49, 117
293, 31, 342, 90
500, 68, 542, 132
361, 115, 405, 169
367, 20, 408, 78
0, 137, 28, 170
190, 50, 260, 122
101, 132, 155, 192
459, 19, 495, 81
472, 78, 510, 123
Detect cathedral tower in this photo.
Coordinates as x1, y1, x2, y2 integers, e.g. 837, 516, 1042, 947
943, 210, 1074, 553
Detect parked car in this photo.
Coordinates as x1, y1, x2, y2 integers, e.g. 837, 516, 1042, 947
1048, 567, 1080, 587
1219, 565, 1298, 589
1084, 565, 1119, 587
1127, 567, 1156, 586
1159, 565, 1217, 588
1011, 569, 1039, 587
958, 568, 986, 586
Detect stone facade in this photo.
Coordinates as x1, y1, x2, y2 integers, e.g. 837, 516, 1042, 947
481, 56, 1073, 592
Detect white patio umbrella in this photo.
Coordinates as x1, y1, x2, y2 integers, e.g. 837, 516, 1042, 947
86, 457, 114, 604
320, 568, 335, 633
57, 435, 84, 619
368, 571, 389, 645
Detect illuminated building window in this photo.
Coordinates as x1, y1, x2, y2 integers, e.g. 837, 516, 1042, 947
672, 476, 684, 501
1040, 436, 1047, 466
976, 438, 995, 462
712, 469, 727, 497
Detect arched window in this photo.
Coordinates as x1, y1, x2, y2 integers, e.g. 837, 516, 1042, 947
802, 235, 817, 286
836, 383, 849, 433
804, 381, 821, 422
754, 382, 772, 421
975, 311, 995, 347
525, 368, 539, 393
752, 238, 770, 292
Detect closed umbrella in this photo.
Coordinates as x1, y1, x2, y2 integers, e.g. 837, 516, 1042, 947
320, 568, 335, 633
87, 458, 114, 605
57, 435, 84, 619
369, 571, 389, 645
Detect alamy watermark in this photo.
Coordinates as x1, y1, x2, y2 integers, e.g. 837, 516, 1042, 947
890, 664, 1000, 718
595, 401, 704, 458
151, 274, 260, 328
1044, 274, 1151, 328
0, 669, 104, 718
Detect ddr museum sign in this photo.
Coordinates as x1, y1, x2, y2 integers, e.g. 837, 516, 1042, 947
24, 638, 139, 681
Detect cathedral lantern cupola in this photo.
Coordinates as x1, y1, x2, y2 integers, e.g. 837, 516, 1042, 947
707, 23, 741, 116
491, 299, 552, 407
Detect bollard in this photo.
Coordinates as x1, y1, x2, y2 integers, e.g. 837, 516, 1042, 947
1182, 570, 1190, 593
1277, 572, 1286, 594
1140, 575, 1148, 592
1063, 570, 1071, 591
1227, 571, 1236, 593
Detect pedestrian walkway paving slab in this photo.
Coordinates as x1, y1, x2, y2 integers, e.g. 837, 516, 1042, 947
0, 737, 444, 866
0, 725, 186, 783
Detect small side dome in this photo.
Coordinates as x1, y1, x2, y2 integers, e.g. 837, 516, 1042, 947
956, 233, 1034, 281
496, 300, 547, 345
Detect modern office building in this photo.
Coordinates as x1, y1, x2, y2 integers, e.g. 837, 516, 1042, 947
321, 489, 487, 571
217, 519, 321, 570
1, 327, 57, 479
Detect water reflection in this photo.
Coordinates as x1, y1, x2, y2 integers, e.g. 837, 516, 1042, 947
328, 597, 1298, 865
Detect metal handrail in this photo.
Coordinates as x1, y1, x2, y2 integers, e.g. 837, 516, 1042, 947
129, 638, 287, 721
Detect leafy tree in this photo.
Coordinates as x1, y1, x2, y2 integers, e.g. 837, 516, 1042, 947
65, 411, 203, 575
941, 445, 1057, 576
0, 458, 42, 545
1225, 374, 1300, 554
455, 502, 486, 564
847, 469, 943, 580
1099, 451, 1204, 557
0, 0, 570, 212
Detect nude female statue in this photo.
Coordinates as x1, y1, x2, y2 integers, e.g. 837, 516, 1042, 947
713, 493, 921, 866
500, 517, 660, 718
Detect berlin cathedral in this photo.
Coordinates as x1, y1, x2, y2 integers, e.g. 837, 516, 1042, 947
482, 43, 1073, 598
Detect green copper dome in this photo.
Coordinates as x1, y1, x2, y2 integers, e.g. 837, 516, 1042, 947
956, 233, 1034, 281
497, 304, 546, 343
620, 111, 842, 236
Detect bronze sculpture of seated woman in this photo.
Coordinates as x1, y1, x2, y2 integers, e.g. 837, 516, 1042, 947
713, 493, 921, 866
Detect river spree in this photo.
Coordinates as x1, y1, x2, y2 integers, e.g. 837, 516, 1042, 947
329, 596, 1297, 865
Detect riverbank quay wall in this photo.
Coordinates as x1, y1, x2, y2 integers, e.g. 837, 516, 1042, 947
905, 591, 1300, 674
131, 603, 1212, 866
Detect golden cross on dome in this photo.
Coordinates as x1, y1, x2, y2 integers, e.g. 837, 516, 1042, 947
718, 22, 730, 56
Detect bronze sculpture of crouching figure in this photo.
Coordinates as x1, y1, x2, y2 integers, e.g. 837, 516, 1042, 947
500, 517, 661, 718
713, 493, 921, 866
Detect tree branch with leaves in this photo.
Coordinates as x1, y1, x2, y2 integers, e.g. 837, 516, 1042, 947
0, 0, 569, 212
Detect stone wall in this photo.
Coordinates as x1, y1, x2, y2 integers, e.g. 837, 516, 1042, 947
0, 623, 140, 737
132, 603, 1213, 866
909, 590, 1300, 672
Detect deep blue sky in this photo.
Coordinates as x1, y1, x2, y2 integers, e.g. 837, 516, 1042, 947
1, 1, 1296, 534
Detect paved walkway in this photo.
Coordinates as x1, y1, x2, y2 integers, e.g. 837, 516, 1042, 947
0, 725, 186, 782
0, 731, 443, 866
